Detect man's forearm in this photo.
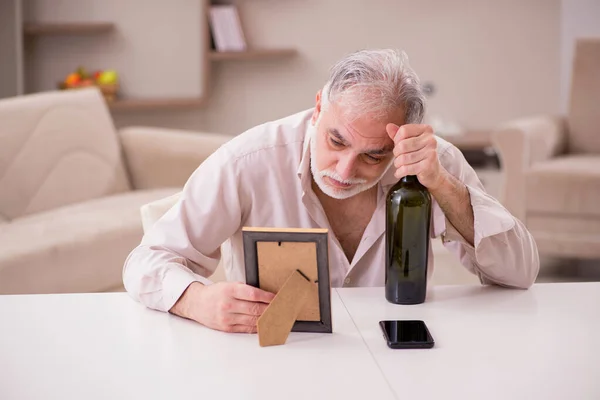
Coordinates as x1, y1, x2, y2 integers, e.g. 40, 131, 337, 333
429, 171, 475, 246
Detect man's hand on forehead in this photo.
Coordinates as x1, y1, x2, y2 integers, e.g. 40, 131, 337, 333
386, 123, 446, 191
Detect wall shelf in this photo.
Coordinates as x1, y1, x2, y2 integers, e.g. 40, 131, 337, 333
209, 48, 297, 62
4, 0, 299, 111
108, 98, 207, 111
23, 22, 115, 36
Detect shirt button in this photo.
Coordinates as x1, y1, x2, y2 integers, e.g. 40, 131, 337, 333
344, 278, 351, 285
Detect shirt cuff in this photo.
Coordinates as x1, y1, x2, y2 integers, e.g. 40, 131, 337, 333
162, 263, 214, 312
441, 184, 515, 249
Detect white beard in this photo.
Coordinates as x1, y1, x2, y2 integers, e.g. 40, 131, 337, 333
309, 125, 391, 200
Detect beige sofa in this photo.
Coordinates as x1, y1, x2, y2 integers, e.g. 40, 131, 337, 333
492, 39, 600, 259
0, 88, 231, 294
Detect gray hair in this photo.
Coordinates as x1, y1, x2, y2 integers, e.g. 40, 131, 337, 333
321, 49, 426, 124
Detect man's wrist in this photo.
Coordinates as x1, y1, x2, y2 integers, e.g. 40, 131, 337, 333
169, 281, 204, 319
428, 169, 452, 197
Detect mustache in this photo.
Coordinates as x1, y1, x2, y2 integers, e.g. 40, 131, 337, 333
319, 169, 367, 185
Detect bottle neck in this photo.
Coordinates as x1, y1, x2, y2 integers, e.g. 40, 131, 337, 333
401, 175, 419, 184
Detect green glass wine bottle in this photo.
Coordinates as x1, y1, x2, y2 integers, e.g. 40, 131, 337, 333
385, 175, 432, 305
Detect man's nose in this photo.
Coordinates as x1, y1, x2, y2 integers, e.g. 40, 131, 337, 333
336, 154, 357, 181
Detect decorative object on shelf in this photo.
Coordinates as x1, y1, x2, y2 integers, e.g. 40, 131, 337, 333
208, 4, 246, 52
57, 66, 119, 102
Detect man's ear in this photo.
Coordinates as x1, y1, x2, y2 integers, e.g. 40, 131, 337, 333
311, 90, 322, 125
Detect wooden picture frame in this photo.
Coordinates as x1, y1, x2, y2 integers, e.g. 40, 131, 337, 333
242, 227, 332, 333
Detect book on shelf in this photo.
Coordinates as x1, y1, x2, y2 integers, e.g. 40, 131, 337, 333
209, 5, 247, 52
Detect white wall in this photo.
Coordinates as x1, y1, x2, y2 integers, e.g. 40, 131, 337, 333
24, 0, 561, 135
560, 0, 600, 112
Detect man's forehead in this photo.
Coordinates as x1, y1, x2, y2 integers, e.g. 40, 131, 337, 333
337, 115, 392, 140
328, 127, 394, 154
327, 104, 404, 137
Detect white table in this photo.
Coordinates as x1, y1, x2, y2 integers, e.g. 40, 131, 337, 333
1, 283, 599, 399
338, 283, 600, 400
0, 291, 394, 400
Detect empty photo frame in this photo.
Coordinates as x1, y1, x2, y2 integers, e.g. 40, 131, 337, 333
242, 227, 332, 333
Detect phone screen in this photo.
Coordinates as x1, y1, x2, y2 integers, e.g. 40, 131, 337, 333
379, 320, 434, 349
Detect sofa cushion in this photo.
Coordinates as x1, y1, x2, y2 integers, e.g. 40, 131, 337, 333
0, 88, 131, 220
525, 155, 600, 217
0, 188, 178, 294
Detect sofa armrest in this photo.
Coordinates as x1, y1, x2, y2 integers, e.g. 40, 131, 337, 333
491, 115, 567, 220
119, 126, 233, 190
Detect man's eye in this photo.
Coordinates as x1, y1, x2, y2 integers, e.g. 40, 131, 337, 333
364, 154, 383, 164
329, 138, 344, 147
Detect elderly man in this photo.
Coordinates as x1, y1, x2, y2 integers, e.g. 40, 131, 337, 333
123, 49, 539, 333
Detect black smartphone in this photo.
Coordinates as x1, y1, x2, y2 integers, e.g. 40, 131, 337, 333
379, 320, 435, 349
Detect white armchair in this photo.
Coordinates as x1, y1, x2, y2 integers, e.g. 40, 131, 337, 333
492, 39, 600, 259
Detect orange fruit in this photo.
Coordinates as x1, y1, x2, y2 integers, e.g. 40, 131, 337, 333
65, 73, 81, 86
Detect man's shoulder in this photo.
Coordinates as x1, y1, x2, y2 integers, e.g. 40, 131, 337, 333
223, 108, 313, 161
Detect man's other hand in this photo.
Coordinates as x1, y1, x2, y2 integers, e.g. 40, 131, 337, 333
170, 282, 275, 333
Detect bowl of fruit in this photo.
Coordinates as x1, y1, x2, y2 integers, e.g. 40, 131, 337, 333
58, 67, 120, 102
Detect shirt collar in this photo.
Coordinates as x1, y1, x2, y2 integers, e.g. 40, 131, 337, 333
380, 163, 399, 190
297, 125, 312, 179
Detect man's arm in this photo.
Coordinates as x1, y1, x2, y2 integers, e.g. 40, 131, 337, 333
122, 143, 275, 332
387, 123, 540, 289
433, 144, 540, 289
428, 170, 475, 247
122, 145, 241, 312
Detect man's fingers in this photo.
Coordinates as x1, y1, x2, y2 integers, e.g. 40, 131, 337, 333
394, 158, 429, 179
394, 147, 430, 168
227, 324, 258, 334
231, 313, 260, 327
231, 299, 269, 316
388, 124, 433, 143
232, 283, 276, 303
386, 123, 400, 141
393, 136, 428, 157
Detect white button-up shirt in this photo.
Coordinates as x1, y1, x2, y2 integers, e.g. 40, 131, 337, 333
123, 109, 539, 312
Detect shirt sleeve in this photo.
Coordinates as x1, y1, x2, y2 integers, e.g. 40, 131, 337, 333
122, 144, 246, 312
433, 145, 540, 289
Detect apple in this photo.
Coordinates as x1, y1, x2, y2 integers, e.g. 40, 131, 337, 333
97, 70, 118, 85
